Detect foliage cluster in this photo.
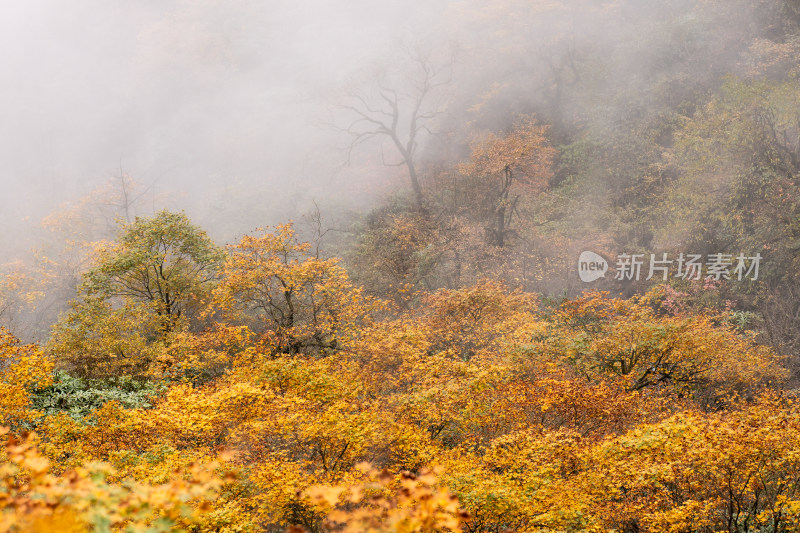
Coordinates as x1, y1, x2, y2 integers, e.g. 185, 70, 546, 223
0, 215, 795, 530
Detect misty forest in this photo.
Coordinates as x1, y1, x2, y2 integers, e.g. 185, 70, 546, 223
5, 0, 800, 531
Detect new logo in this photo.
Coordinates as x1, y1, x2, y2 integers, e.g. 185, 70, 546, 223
578, 251, 608, 282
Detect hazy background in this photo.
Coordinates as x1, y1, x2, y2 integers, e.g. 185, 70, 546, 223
0, 0, 774, 255
0, 0, 453, 252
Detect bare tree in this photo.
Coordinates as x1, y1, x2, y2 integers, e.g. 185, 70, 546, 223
109, 171, 155, 225
336, 50, 451, 210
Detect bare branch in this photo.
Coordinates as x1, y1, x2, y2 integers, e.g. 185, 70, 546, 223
332, 49, 452, 209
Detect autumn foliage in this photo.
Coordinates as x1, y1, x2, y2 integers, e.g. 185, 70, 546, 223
7, 0, 800, 530
0, 209, 796, 532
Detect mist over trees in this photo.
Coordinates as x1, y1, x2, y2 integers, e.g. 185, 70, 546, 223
4, 0, 800, 531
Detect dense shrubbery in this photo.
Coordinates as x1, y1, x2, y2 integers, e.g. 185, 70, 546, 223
0, 245, 794, 530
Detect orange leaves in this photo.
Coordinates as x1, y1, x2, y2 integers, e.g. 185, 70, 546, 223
423, 278, 538, 360
0, 427, 226, 532
304, 464, 466, 533
575, 395, 800, 531
460, 116, 556, 186
149, 324, 254, 381
456, 116, 557, 247
3, 270, 797, 531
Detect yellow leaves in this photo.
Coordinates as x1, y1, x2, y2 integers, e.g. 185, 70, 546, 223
304, 464, 465, 533
0, 263, 44, 317
0, 428, 225, 532
244, 454, 315, 525
0, 329, 52, 428
564, 398, 800, 530
546, 288, 788, 401
215, 223, 384, 356
147, 384, 231, 449
0, 329, 52, 390
3, 270, 797, 531
20, 508, 85, 533
47, 295, 173, 380
304, 484, 346, 508
422, 278, 538, 360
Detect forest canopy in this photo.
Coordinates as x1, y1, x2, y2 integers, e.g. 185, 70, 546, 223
3, 0, 800, 531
